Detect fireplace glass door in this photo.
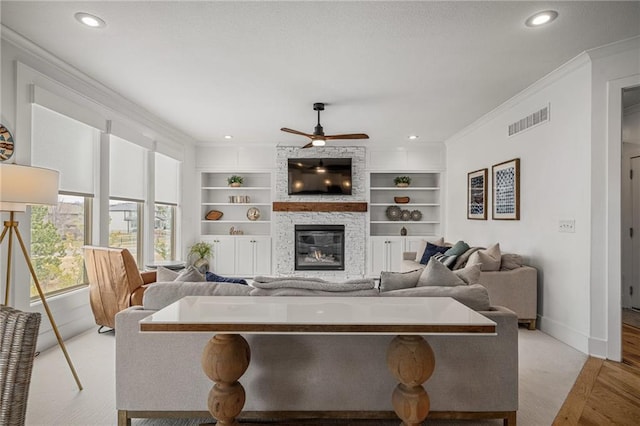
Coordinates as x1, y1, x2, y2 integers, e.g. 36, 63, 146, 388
294, 225, 345, 271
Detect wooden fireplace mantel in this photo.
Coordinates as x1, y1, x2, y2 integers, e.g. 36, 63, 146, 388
272, 202, 368, 212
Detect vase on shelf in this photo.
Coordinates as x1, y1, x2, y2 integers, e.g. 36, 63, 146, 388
229, 182, 242, 187
400, 226, 407, 236
395, 183, 409, 188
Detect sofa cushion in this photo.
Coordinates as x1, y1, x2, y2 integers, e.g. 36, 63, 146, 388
206, 271, 248, 285
381, 283, 491, 311
500, 253, 523, 270
414, 237, 445, 262
175, 266, 206, 282
416, 258, 465, 287
444, 240, 470, 256
156, 266, 179, 282
419, 242, 449, 265
468, 243, 501, 271
453, 262, 481, 285
142, 282, 252, 310
379, 269, 422, 292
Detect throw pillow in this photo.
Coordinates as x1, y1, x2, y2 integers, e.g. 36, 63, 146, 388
414, 237, 445, 262
416, 258, 465, 287
156, 266, 180, 282
453, 263, 481, 285
174, 265, 206, 282
419, 242, 449, 265
431, 252, 458, 269
444, 240, 470, 257
379, 269, 423, 292
205, 272, 248, 285
467, 243, 501, 271
500, 253, 523, 270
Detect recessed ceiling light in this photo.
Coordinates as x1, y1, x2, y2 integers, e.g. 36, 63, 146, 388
525, 10, 558, 27
74, 12, 106, 28
224, 135, 233, 140
408, 135, 419, 140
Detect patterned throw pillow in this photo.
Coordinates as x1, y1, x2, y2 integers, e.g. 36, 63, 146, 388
419, 242, 449, 265
205, 272, 248, 285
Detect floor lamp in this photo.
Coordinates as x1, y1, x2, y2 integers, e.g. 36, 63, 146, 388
0, 163, 83, 390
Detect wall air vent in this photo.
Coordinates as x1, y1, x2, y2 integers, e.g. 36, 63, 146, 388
508, 105, 550, 137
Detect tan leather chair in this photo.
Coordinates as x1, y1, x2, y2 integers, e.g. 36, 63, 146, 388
83, 246, 156, 330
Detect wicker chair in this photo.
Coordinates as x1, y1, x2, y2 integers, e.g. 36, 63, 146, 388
0, 305, 41, 426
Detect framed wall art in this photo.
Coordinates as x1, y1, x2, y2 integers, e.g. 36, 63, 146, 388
492, 158, 520, 220
467, 168, 488, 220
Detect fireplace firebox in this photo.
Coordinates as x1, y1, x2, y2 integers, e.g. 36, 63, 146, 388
294, 225, 345, 271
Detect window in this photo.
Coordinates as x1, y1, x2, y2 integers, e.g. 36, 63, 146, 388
109, 199, 142, 264
30, 103, 98, 299
154, 203, 176, 261
30, 194, 91, 298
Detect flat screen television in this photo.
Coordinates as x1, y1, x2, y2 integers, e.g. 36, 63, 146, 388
288, 158, 352, 195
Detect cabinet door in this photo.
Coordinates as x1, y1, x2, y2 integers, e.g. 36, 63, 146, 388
369, 237, 389, 277
386, 237, 404, 272
252, 237, 272, 276
235, 237, 272, 277
369, 237, 403, 276
210, 236, 236, 276
234, 237, 255, 276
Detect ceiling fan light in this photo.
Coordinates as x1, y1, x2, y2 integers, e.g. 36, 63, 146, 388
312, 139, 326, 147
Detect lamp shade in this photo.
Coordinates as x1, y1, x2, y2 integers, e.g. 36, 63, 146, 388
0, 164, 59, 212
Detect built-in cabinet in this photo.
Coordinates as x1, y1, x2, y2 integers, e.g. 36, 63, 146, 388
199, 171, 273, 276
202, 235, 272, 277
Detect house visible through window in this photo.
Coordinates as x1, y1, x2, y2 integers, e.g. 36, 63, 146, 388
109, 199, 142, 264
30, 194, 91, 298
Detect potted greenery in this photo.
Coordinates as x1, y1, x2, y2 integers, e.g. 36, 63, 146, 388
188, 241, 213, 273
227, 175, 244, 187
394, 176, 411, 187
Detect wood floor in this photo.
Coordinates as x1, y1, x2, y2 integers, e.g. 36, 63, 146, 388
554, 354, 640, 424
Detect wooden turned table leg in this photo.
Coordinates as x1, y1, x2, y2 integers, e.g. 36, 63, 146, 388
201, 334, 251, 426
387, 335, 435, 426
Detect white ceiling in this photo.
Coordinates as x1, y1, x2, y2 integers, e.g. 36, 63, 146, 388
1, 1, 639, 148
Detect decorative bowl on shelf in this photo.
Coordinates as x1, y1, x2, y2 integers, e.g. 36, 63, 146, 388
400, 209, 411, 221
246, 207, 261, 221
394, 196, 410, 204
205, 210, 223, 220
410, 210, 423, 221
386, 205, 402, 221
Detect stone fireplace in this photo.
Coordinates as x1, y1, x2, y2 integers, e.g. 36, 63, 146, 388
294, 225, 345, 271
274, 146, 367, 279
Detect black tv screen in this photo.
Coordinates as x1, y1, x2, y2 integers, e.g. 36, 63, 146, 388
288, 158, 352, 195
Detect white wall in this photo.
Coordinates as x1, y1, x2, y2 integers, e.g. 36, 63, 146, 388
445, 56, 593, 353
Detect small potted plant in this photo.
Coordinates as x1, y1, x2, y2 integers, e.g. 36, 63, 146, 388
394, 176, 411, 187
188, 241, 213, 273
227, 175, 244, 187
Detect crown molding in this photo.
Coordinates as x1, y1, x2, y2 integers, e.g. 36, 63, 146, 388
445, 52, 591, 146
1, 24, 198, 150
585, 35, 640, 61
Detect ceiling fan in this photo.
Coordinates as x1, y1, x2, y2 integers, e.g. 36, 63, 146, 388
281, 103, 369, 148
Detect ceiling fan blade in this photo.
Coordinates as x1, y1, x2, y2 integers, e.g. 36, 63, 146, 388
302, 142, 314, 149
281, 127, 313, 138
325, 133, 370, 140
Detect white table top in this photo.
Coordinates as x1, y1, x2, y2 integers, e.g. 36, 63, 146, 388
140, 296, 496, 335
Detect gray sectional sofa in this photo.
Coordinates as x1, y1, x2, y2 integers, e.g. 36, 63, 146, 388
115, 279, 519, 426
402, 249, 538, 329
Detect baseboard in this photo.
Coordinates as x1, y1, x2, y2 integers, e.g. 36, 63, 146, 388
588, 336, 608, 359
538, 315, 589, 354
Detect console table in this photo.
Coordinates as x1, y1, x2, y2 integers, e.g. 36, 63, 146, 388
140, 296, 496, 425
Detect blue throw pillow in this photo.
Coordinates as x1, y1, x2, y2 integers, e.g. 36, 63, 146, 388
419, 242, 449, 265
205, 272, 248, 285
